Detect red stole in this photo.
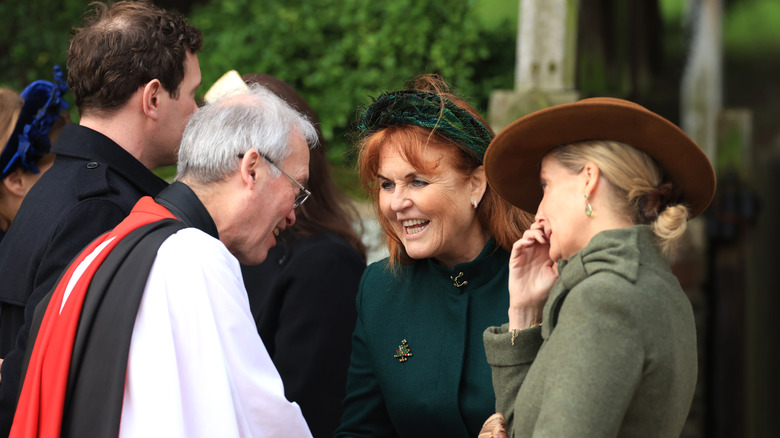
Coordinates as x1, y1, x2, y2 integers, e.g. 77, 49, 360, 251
10, 197, 176, 438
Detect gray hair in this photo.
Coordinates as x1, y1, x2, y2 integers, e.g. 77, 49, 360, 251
175, 83, 318, 184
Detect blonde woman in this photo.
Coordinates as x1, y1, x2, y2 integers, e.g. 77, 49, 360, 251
481, 98, 715, 437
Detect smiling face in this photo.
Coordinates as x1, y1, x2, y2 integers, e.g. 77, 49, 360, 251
377, 143, 488, 268
238, 133, 310, 265
535, 156, 592, 261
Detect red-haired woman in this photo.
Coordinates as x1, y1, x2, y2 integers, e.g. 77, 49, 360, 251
335, 75, 532, 438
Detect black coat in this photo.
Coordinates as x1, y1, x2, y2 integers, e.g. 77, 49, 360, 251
241, 231, 365, 438
0, 123, 167, 435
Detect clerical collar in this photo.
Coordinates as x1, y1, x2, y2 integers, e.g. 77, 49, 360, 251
155, 181, 219, 240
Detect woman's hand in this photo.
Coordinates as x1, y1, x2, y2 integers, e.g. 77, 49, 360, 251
478, 413, 507, 438
507, 222, 558, 330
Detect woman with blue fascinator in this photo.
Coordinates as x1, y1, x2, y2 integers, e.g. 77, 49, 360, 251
0, 67, 68, 377
0, 67, 69, 237
335, 75, 532, 438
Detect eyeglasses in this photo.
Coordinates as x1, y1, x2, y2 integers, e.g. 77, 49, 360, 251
239, 151, 311, 208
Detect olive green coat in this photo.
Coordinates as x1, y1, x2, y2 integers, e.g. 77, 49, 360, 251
336, 240, 510, 438
484, 225, 697, 437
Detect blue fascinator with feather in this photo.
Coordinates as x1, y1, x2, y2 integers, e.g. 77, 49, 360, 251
1, 65, 69, 178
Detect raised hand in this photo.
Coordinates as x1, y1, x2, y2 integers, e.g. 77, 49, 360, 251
507, 222, 558, 330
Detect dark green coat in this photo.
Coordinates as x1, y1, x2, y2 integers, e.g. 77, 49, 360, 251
484, 225, 697, 437
336, 240, 510, 438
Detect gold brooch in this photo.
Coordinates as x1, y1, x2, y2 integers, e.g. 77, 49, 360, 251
450, 272, 468, 288
394, 339, 413, 362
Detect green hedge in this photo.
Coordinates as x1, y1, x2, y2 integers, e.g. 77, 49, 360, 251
188, 0, 515, 165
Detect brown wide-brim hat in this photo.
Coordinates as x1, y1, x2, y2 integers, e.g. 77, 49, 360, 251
484, 97, 716, 219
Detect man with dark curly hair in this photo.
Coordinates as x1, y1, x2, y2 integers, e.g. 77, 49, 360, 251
0, 2, 202, 433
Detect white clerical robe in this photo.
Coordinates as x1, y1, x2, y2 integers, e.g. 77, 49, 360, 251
119, 228, 312, 437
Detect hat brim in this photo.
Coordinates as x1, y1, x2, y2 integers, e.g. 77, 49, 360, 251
484, 97, 716, 219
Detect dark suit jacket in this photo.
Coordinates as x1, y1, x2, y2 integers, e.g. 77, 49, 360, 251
0, 123, 167, 434
242, 231, 364, 438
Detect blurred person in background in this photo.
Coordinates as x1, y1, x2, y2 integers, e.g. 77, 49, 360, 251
241, 73, 366, 438
0, 67, 69, 375
0, 69, 69, 239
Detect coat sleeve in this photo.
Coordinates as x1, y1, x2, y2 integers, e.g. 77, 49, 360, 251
334, 265, 399, 438
483, 323, 543, 429
119, 229, 312, 438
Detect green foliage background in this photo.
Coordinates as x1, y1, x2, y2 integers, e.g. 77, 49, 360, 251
188, 0, 515, 166
0, 0, 89, 121
2, 0, 779, 185
0, 0, 517, 176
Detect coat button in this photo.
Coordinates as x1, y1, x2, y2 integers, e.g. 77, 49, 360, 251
86, 161, 99, 169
